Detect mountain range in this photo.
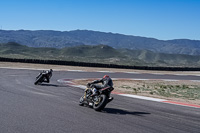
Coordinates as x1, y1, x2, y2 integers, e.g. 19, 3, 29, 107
0, 30, 200, 55
0, 42, 200, 67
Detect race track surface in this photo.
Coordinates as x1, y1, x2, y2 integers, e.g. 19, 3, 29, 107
0, 68, 200, 133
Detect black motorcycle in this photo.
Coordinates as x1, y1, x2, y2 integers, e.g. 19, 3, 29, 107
79, 84, 114, 111
34, 69, 53, 85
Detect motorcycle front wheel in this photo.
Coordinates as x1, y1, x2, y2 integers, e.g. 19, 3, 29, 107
79, 96, 84, 106
34, 75, 43, 85
93, 94, 108, 111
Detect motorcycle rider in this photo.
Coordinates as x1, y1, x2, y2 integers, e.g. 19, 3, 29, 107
40, 69, 53, 83
87, 75, 114, 101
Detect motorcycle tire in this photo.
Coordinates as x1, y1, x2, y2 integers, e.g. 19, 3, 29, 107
79, 96, 84, 106
93, 94, 108, 111
34, 75, 43, 85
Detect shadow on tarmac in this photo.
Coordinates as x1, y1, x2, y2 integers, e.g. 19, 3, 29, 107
103, 108, 151, 116
39, 83, 66, 87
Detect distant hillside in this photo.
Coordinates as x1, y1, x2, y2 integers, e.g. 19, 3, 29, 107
0, 30, 200, 55
1, 42, 200, 67
121, 49, 200, 67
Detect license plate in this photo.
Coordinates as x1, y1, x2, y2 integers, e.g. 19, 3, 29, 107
89, 103, 93, 106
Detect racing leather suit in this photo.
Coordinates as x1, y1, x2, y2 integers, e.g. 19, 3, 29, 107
91, 77, 113, 89
90, 77, 113, 97
42, 70, 52, 83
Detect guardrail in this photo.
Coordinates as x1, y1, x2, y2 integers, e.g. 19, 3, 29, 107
0, 57, 200, 71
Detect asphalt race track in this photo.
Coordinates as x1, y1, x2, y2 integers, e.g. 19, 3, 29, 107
0, 68, 200, 133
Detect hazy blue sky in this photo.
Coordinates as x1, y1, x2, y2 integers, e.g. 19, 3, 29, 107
0, 0, 200, 40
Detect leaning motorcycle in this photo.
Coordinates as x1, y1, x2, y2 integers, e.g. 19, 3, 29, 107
79, 84, 114, 111
34, 70, 52, 85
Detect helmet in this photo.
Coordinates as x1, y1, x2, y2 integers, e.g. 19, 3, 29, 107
103, 75, 109, 79
50, 69, 53, 72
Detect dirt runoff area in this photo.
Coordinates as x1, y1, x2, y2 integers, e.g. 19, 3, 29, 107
74, 79, 200, 105
1, 62, 200, 105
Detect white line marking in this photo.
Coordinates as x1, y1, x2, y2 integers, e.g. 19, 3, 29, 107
119, 94, 167, 102
163, 79, 179, 82
67, 70, 85, 72
123, 72, 140, 74
97, 71, 115, 73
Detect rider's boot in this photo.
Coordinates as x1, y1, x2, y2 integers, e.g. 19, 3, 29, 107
108, 97, 113, 103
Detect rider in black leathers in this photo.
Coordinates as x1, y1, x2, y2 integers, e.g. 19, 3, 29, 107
44, 69, 53, 83
88, 75, 114, 101
37, 69, 53, 83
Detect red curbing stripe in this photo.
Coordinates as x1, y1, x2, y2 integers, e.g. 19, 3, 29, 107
163, 101, 200, 108
111, 91, 124, 95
